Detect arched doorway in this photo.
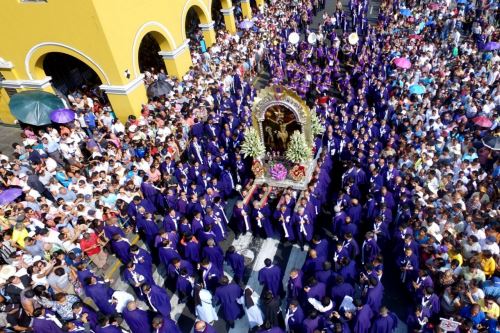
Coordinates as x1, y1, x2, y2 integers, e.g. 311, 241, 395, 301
40, 52, 106, 102
138, 32, 168, 76
211, 0, 224, 30
185, 7, 203, 44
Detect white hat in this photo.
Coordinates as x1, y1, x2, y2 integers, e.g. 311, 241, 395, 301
128, 125, 137, 132
0, 265, 16, 285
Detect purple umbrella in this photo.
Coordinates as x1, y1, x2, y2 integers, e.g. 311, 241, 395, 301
483, 42, 500, 51
50, 108, 76, 123
0, 188, 23, 205
239, 20, 254, 30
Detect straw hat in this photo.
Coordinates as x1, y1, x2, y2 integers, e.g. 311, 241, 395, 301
0, 265, 16, 285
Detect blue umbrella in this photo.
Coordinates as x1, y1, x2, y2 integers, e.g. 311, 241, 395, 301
9, 91, 64, 126
50, 108, 75, 123
483, 42, 500, 51
0, 188, 23, 205
457, 0, 467, 3
239, 20, 254, 30
409, 84, 426, 95
400, 8, 412, 16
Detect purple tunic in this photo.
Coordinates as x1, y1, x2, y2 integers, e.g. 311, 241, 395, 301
122, 308, 154, 333
354, 305, 374, 333
145, 284, 172, 318
86, 281, 116, 315
214, 283, 244, 321
258, 265, 282, 297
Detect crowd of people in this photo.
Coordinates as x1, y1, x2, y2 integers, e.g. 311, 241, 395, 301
0, 0, 498, 332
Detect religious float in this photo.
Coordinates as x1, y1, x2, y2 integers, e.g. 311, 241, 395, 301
241, 85, 321, 190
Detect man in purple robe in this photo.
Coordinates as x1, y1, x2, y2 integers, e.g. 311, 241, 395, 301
200, 258, 222, 292
292, 206, 313, 249
122, 301, 154, 333
110, 233, 131, 263
274, 204, 294, 242
365, 277, 383, 313
152, 315, 181, 333
370, 306, 398, 333
84, 277, 117, 316
130, 245, 153, 273
232, 200, 251, 237
32, 308, 65, 333
284, 300, 305, 332
194, 320, 217, 333
123, 261, 154, 299
183, 233, 201, 264
225, 245, 245, 284
331, 275, 355, 307
142, 283, 172, 319
287, 268, 304, 302
95, 316, 124, 333
214, 276, 244, 329
258, 258, 283, 297
201, 238, 224, 272
353, 299, 374, 333
361, 232, 380, 265
72, 301, 98, 331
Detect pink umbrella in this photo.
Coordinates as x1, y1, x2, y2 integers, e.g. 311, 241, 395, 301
428, 3, 440, 10
394, 57, 411, 69
472, 116, 493, 128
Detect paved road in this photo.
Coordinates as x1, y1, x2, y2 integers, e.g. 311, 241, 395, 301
0, 124, 20, 156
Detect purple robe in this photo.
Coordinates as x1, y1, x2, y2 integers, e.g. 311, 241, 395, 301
158, 246, 181, 267
145, 285, 172, 318
183, 240, 201, 264
258, 265, 282, 297
225, 251, 245, 282
111, 238, 131, 263
122, 308, 154, 333
156, 318, 182, 333
214, 283, 244, 321
366, 282, 384, 313
33, 312, 65, 333
86, 281, 116, 315
354, 305, 374, 333
202, 245, 224, 272
287, 272, 303, 300
370, 313, 398, 333
331, 282, 355, 307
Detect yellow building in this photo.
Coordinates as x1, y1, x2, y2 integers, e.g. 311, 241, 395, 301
0, 0, 264, 123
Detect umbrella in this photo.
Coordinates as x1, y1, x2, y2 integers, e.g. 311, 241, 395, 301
482, 135, 500, 150
239, 20, 254, 30
0, 188, 23, 205
428, 2, 440, 9
457, 0, 467, 4
482, 42, 500, 51
409, 84, 426, 95
288, 32, 300, 45
394, 57, 411, 69
50, 108, 75, 124
9, 91, 64, 126
472, 116, 493, 128
400, 8, 412, 16
146, 80, 173, 98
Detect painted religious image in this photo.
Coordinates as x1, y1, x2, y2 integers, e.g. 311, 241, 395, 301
262, 105, 301, 154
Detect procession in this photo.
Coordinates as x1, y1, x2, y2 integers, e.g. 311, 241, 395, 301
0, 0, 498, 332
